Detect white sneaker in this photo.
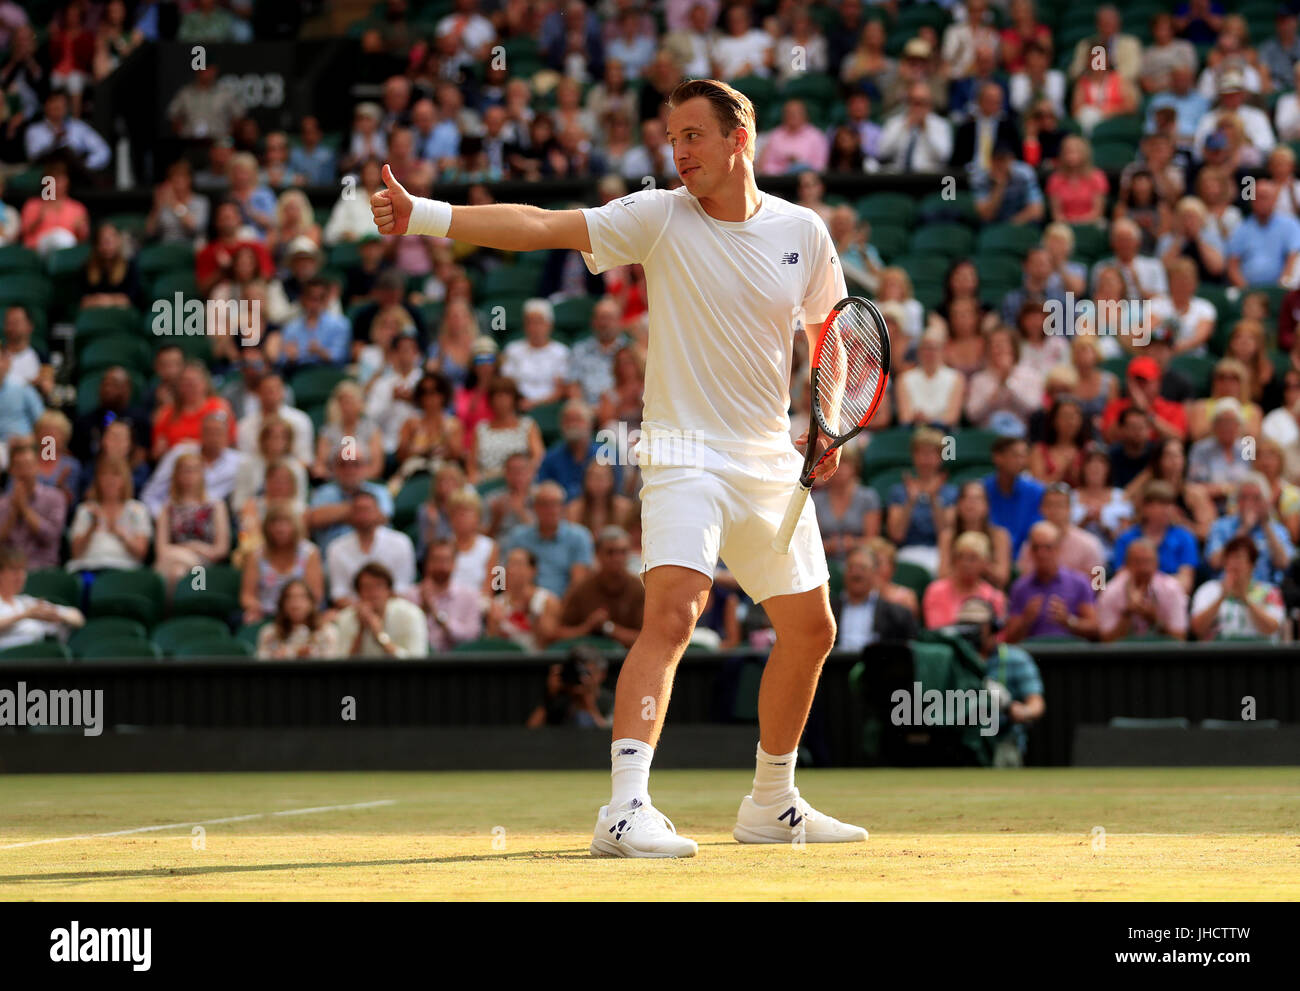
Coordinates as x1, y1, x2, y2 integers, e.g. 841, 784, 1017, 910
733, 788, 868, 844
590, 798, 699, 858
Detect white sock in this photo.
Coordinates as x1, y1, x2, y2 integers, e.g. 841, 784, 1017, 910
610, 738, 653, 809
751, 744, 798, 805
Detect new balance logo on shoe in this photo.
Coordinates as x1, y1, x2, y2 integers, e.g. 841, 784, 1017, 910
629, 798, 642, 809
780, 252, 800, 265
778, 806, 804, 828
610, 818, 629, 841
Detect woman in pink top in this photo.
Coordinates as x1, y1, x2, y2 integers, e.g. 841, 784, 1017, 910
923, 531, 1007, 629
20, 163, 88, 254
1046, 136, 1108, 224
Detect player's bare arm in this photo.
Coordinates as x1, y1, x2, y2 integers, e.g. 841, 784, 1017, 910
370, 163, 591, 253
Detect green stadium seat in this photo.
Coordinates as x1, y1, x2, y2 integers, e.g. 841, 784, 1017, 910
73, 306, 143, 343
827, 558, 843, 603
0, 640, 71, 662
75, 636, 161, 661
856, 192, 916, 227
171, 565, 242, 620
553, 295, 596, 337
23, 568, 79, 607
79, 333, 153, 377
895, 3, 950, 33
976, 224, 1038, 259
69, 617, 147, 656
950, 428, 999, 467
0, 271, 52, 307
728, 74, 778, 109
0, 244, 42, 273
1090, 114, 1143, 145
290, 366, 349, 408
105, 212, 148, 241
894, 253, 949, 285
151, 269, 200, 300
450, 637, 525, 653
866, 466, 906, 503
867, 224, 908, 262
1168, 353, 1216, 395
393, 473, 432, 530
732, 660, 762, 720
44, 243, 90, 279
948, 463, 994, 489
917, 190, 977, 226
909, 223, 975, 260
476, 476, 507, 498
974, 255, 1023, 286
482, 266, 540, 299
236, 620, 268, 648
891, 561, 933, 600
88, 569, 165, 628
530, 401, 565, 446
862, 427, 915, 473
1068, 223, 1110, 264
327, 241, 362, 270
152, 616, 231, 657
1091, 140, 1138, 174
174, 638, 252, 659
418, 301, 445, 330
136, 242, 196, 282
780, 73, 839, 106
1101, 355, 1131, 380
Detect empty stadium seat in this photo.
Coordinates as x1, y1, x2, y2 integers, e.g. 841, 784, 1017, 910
393, 473, 432, 529
75, 637, 162, 661
451, 637, 526, 653
23, 569, 80, 607
0, 640, 71, 663
171, 565, 242, 620
909, 223, 975, 260
152, 616, 232, 657
862, 427, 915, 473
88, 570, 166, 629
290, 366, 349, 408
856, 192, 915, 228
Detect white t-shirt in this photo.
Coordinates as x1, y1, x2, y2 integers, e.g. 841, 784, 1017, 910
711, 30, 774, 79
1190, 579, 1284, 642
451, 533, 495, 592
581, 186, 845, 458
325, 525, 418, 604
1149, 295, 1216, 353
900, 365, 961, 423
501, 340, 571, 404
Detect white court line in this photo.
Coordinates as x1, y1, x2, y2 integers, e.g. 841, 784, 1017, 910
0, 799, 397, 851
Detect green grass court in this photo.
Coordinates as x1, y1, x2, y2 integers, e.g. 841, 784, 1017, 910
1, 768, 1296, 900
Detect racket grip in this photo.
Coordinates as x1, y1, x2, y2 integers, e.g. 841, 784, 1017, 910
771, 482, 812, 554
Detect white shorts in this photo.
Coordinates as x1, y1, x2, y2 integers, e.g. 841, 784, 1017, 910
637, 443, 829, 603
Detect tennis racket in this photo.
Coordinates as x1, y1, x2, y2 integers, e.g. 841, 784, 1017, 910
772, 295, 891, 554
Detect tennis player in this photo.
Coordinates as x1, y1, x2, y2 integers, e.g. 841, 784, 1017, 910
373, 78, 867, 857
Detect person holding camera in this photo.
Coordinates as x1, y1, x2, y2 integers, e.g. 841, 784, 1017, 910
954, 598, 1045, 767
526, 646, 614, 729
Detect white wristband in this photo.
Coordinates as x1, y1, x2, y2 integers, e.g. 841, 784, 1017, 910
407, 196, 452, 237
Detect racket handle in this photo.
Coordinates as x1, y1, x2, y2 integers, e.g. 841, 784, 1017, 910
771, 482, 812, 554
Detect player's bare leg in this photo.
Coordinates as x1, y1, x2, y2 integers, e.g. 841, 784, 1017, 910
733, 583, 868, 844
590, 565, 711, 858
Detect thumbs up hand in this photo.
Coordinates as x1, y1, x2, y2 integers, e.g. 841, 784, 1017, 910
371, 163, 412, 235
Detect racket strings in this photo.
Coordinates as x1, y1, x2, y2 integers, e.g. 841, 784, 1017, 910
817, 305, 885, 438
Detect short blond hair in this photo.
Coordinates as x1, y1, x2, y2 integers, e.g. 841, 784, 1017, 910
667, 78, 757, 161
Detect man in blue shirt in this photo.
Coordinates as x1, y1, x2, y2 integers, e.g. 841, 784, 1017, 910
307, 447, 394, 552
277, 278, 351, 368
537, 400, 622, 500
501, 481, 594, 597
1227, 179, 1300, 288
287, 115, 337, 186
1205, 473, 1296, 585
972, 144, 1045, 226
983, 436, 1044, 557
1145, 64, 1210, 144
1111, 481, 1200, 594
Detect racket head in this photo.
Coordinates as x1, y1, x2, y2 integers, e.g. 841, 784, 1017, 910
809, 295, 891, 441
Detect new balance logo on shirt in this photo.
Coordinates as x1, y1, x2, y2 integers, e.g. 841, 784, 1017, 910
780, 252, 800, 264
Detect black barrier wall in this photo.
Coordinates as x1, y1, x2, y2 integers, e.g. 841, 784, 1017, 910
1, 642, 1297, 772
